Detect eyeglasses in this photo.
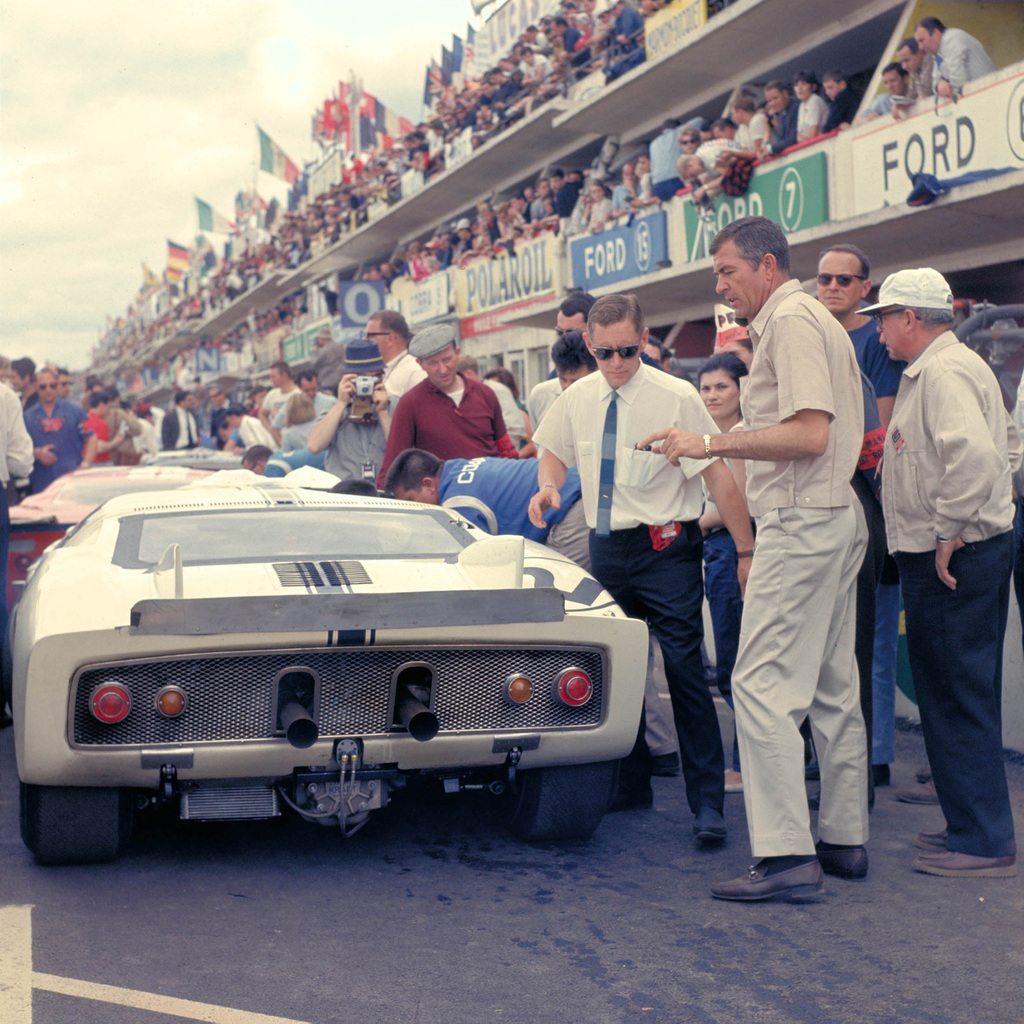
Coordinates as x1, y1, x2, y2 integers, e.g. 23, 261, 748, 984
679, 137, 699, 146
874, 308, 907, 324
37, 383, 58, 390
817, 273, 866, 287
592, 344, 641, 361
364, 331, 390, 338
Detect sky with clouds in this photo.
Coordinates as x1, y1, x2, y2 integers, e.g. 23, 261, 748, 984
0, 0, 476, 370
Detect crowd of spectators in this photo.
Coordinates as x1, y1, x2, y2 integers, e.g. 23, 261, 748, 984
89, 6, 998, 413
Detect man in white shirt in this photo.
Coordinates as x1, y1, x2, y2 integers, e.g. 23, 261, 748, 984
528, 293, 596, 427
259, 361, 298, 445
363, 310, 426, 402
529, 293, 753, 839
1, 380, 34, 697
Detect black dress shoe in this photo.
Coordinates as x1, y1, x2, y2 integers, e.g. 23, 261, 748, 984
872, 764, 891, 787
815, 841, 868, 879
608, 785, 653, 813
711, 858, 824, 902
693, 806, 727, 842
650, 752, 681, 777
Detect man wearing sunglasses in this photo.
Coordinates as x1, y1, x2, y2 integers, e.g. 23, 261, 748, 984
24, 367, 97, 494
529, 293, 754, 840
817, 244, 905, 796
864, 268, 1019, 880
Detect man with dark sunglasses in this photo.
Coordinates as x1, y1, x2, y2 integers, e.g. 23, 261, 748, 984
817, 244, 906, 797
529, 293, 753, 839
23, 367, 97, 493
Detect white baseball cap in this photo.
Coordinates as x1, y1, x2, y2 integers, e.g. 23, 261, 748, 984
860, 267, 954, 315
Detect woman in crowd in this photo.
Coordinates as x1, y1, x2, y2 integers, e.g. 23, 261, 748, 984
697, 351, 749, 792
793, 69, 829, 142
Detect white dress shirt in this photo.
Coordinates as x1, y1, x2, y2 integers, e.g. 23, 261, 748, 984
0, 383, 34, 483
533, 363, 719, 529
382, 350, 427, 402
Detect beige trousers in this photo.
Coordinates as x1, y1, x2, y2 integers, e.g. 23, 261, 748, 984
732, 503, 869, 856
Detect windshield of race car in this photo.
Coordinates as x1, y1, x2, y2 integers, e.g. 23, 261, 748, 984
110, 507, 471, 567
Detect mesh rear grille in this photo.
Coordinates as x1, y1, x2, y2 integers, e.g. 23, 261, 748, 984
72, 646, 605, 746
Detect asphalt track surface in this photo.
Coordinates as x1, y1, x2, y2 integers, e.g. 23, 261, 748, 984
1, 718, 1021, 1024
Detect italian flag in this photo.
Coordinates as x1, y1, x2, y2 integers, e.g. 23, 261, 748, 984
258, 126, 300, 184
195, 197, 236, 234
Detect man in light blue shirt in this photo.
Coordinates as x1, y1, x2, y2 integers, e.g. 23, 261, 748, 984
914, 16, 996, 98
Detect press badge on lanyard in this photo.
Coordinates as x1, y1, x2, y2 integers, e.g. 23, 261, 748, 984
361, 462, 376, 480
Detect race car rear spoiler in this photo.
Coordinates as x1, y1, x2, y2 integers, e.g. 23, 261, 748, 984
129, 589, 565, 636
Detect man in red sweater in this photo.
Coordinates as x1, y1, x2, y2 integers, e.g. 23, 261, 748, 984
379, 323, 519, 484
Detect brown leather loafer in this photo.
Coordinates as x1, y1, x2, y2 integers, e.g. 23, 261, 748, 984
912, 851, 1017, 878
816, 842, 868, 879
711, 859, 824, 902
913, 828, 948, 852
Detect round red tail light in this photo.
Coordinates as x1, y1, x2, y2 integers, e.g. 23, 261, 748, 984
90, 682, 132, 724
557, 668, 593, 708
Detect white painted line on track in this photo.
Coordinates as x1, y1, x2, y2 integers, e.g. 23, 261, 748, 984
32, 975, 314, 1024
3, 903, 312, 1024
0, 906, 33, 1024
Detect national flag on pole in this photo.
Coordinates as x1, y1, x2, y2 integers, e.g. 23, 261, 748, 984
466, 23, 476, 69
427, 59, 443, 106
195, 197, 236, 234
441, 45, 454, 86
167, 240, 190, 271
452, 34, 464, 75
257, 126, 300, 184
140, 262, 159, 291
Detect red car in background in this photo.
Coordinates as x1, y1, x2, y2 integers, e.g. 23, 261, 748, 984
7, 466, 212, 606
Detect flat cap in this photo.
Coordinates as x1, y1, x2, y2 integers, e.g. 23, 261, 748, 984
408, 322, 458, 359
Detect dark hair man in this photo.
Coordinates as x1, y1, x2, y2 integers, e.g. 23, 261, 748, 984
161, 389, 199, 451
386, 447, 585, 562
9, 357, 37, 410
821, 69, 858, 132
896, 37, 934, 103
241, 445, 273, 474
913, 16, 995, 99
855, 63, 911, 123
527, 329, 598, 427
640, 217, 869, 901
363, 309, 426, 402
529, 292, 754, 837
763, 80, 798, 154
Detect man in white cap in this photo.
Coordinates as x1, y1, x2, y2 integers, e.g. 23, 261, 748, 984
864, 267, 1020, 879
378, 323, 518, 486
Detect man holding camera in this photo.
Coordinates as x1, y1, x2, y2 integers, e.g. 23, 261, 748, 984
306, 338, 392, 484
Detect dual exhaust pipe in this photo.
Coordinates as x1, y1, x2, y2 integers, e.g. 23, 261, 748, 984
278, 667, 439, 749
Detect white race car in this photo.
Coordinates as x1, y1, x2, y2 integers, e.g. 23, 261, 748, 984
11, 480, 647, 863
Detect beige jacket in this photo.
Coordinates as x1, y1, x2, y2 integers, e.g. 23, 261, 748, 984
882, 331, 1021, 553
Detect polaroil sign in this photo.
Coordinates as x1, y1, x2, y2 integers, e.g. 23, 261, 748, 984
681, 151, 829, 261
453, 233, 560, 317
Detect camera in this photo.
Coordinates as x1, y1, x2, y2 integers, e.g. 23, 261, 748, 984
354, 376, 376, 398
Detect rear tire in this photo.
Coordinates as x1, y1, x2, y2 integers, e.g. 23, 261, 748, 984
20, 783, 133, 865
505, 760, 617, 842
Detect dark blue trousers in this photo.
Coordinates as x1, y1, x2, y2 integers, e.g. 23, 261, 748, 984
896, 532, 1016, 858
590, 523, 724, 814
1013, 498, 1024, 660
703, 529, 742, 771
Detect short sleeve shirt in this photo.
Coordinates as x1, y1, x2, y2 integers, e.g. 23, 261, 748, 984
742, 281, 863, 516
533, 363, 718, 529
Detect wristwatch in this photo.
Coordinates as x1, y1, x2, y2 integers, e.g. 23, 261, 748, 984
702, 434, 713, 459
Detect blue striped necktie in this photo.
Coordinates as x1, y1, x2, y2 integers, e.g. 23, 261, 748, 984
596, 391, 617, 536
